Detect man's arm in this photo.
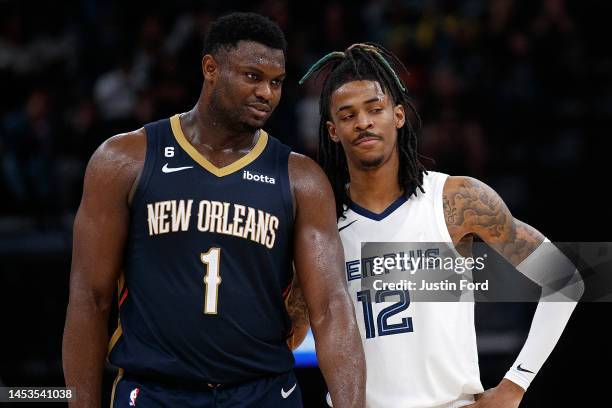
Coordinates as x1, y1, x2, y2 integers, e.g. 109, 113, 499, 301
62, 130, 144, 407
289, 153, 366, 408
443, 175, 545, 262
443, 176, 582, 407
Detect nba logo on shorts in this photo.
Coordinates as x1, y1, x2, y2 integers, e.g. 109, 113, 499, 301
128, 387, 140, 406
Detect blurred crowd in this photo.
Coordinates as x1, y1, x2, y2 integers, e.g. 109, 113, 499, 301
0, 0, 609, 234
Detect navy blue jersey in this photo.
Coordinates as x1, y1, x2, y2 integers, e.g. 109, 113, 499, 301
108, 114, 295, 384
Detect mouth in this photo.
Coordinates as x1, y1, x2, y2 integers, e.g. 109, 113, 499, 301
353, 133, 382, 146
247, 103, 271, 113
246, 104, 271, 120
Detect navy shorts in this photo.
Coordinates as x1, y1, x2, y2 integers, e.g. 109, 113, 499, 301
111, 370, 303, 408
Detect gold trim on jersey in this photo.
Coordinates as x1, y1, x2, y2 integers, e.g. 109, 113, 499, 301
107, 273, 125, 358
170, 114, 268, 177
109, 367, 124, 408
107, 323, 123, 356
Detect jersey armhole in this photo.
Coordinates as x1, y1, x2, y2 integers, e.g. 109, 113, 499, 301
130, 124, 158, 211
277, 144, 294, 225
433, 172, 464, 258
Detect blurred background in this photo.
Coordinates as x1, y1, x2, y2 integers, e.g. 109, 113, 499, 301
0, 0, 610, 406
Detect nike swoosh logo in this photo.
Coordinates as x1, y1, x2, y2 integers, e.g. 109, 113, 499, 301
338, 220, 358, 232
517, 364, 535, 374
281, 383, 297, 399
162, 163, 194, 173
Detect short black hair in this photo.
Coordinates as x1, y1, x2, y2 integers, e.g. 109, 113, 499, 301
300, 43, 427, 219
202, 12, 287, 56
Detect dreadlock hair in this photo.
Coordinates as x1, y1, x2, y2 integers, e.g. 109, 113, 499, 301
202, 12, 287, 56
299, 43, 427, 219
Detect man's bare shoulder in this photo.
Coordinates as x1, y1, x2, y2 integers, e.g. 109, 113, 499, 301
83, 128, 147, 202
442, 175, 503, 219
442, 175, 481, 195
287, 152, 335, 216
442, 175, 507, 236
90, 128, 146, 171
287, 152, 329, 191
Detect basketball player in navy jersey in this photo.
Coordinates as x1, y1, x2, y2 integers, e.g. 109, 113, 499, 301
299, 43, 583, 408
63, 13, 365, 408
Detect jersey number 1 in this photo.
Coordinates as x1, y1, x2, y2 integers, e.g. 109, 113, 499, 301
201, 248, 222, 314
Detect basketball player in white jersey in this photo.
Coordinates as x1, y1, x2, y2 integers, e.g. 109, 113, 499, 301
298, 43, 583, 408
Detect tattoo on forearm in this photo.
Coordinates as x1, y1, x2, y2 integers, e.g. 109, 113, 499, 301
286, 281, 309, 326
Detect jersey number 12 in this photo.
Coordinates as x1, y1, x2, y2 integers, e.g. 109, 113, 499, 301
201, 248, 222, 314
357, 289, 413, 338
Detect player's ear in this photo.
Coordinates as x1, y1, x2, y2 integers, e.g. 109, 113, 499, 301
394, 104, 406, 129
202, 54, 218, 82
326, 120, 340, 143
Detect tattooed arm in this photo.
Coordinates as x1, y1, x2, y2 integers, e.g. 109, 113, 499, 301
286, 272, 310, 350
443, 176, 581, 408
443, 176, 533, 406
442, 176, 544, 266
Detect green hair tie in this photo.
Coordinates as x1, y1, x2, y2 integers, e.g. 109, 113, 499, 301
298, 44, 407, 94
298, 51, 346, 85
370, 50, 406, 92
347, 43, 406, 92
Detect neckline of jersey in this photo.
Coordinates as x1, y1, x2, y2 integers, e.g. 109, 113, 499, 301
349, 195, 408, 221
169, 114, 268, 177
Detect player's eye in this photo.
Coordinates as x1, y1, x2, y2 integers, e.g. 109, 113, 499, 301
246, 72, 259, 81
370, 108, 383, 113
341, 114, 354, 121
271, 79, 283, 87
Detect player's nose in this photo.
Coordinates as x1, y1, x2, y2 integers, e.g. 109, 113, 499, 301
254, 82, 274, 102
354, 112, 373, 131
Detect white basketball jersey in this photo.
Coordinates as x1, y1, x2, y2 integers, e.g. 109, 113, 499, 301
339, 171, 484, 408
